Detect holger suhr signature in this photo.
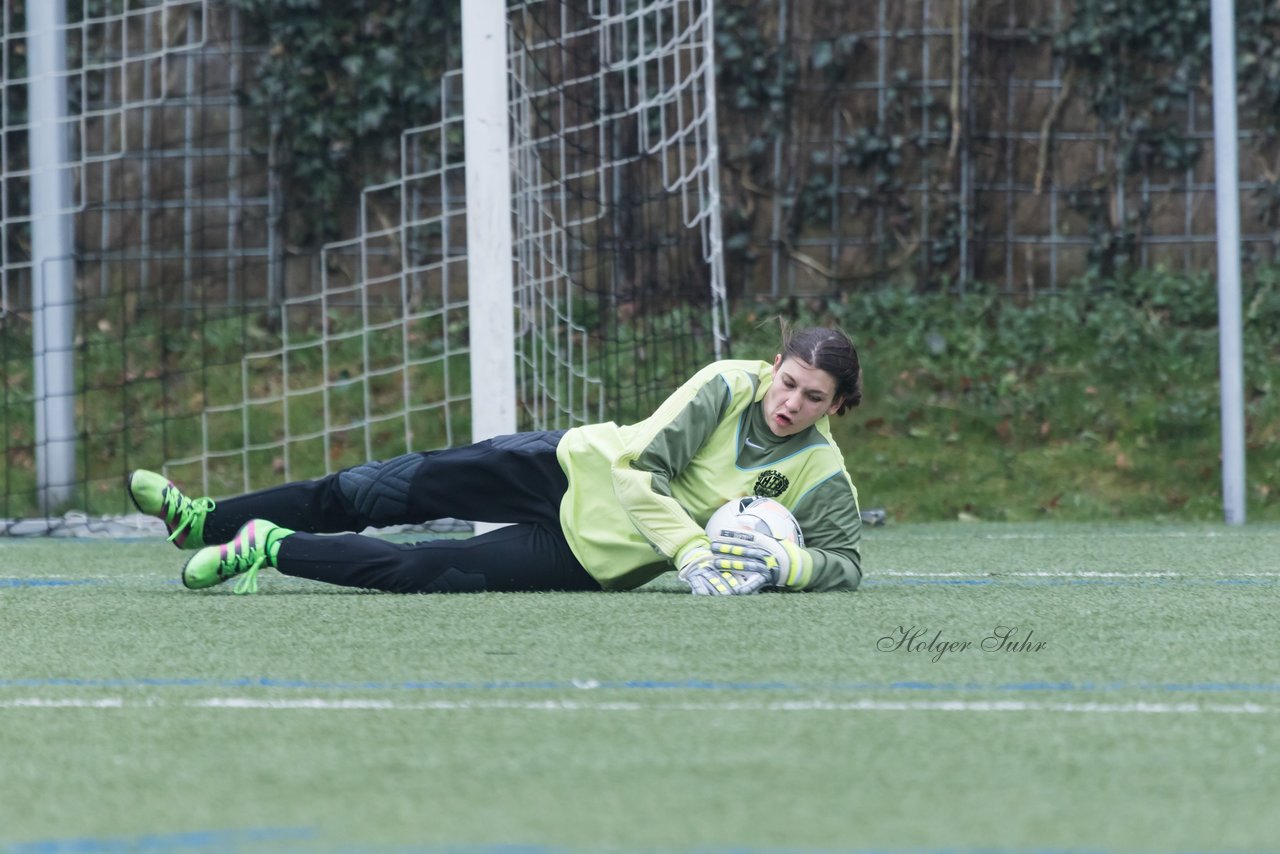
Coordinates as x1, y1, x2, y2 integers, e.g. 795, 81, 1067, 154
877, 625, 1047, 663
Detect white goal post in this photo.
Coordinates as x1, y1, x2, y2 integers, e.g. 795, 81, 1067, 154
462, 0, 518, 449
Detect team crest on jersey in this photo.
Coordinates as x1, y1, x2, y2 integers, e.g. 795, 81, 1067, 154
754, 469, 789, 498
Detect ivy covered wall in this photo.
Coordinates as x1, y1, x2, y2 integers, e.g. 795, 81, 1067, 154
223, 0, 1280, 297
715, 0, 1280, 296
10, 0, 1280, 304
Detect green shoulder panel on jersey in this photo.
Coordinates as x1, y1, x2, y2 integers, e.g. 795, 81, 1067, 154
613, 362, 771, 561
631, 372, 737, 499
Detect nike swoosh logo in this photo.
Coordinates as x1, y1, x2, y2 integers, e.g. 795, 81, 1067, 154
744, 438, 766, 450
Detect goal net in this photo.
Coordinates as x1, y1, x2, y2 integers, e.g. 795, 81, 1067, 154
0, 0, 728, 535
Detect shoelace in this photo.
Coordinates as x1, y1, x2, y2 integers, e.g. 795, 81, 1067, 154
166, 495, 216, 545
211, 544, 266, 596
233, 556, 264, 595
228, 526, 280, 595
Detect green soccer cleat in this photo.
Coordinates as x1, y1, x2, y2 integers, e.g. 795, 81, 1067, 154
181, 519, 293, 595
127, 469, 215, 550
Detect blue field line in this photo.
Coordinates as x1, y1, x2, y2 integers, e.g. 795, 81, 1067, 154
3, 839, 1267, 854
4, 827, 314, 853
3, 575, 1275, 589
3, 837, 1255, 854
0, 578, 102, 588
865, 578, 997, 586
3, 675, 1279, 697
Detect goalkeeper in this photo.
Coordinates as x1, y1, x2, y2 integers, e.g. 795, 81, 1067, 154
127, 325, 864, 596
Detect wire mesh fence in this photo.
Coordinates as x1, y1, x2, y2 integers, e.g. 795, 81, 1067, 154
715, 0, 1280, 298
1, 0, 727, 530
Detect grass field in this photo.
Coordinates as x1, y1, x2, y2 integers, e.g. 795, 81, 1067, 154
2, 522, 1278, 854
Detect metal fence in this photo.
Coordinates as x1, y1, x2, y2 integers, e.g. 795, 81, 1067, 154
717, 0, 1280, 298
0, 0, 728, 524
7, 1, 1276, 314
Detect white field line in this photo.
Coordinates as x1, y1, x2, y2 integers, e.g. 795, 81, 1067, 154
876, 530, 1280, 543
2, 697, 1275, 715
876, 569, 1280, 578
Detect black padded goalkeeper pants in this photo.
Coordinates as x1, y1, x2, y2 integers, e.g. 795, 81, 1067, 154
199, 431, 601, 593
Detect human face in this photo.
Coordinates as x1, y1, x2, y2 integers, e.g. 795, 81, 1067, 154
763, 355, 842, 437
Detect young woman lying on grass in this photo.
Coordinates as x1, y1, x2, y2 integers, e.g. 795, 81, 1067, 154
128, 325, 864, 596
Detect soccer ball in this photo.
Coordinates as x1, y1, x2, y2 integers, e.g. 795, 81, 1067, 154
705, 496, 804, 546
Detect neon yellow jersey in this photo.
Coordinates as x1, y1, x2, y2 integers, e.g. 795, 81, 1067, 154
556, 359, 862, 591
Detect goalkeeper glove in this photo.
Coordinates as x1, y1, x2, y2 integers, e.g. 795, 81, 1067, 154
708, 529, 814, 590
676, 545, 770, 596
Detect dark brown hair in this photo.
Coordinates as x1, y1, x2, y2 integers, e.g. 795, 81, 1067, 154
780, 323, 862, 415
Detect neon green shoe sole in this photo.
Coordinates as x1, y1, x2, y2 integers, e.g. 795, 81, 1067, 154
181, 518, 292, 595
127, 469, 213, 550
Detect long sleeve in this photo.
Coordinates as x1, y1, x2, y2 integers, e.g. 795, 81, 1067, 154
788, 472, 863, 591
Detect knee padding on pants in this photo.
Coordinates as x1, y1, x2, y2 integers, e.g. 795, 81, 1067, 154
423, 567, 488, 593
337, 453, 422, 522
489, 430, 564, 455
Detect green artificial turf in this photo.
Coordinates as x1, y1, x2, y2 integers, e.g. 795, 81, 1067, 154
1, 522, 1278, 853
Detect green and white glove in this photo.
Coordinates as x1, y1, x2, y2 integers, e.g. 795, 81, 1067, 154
708, 529, 814, 590
677, 545, 770, 596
